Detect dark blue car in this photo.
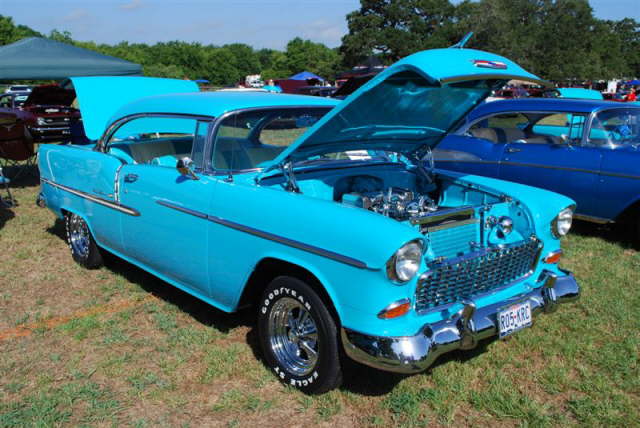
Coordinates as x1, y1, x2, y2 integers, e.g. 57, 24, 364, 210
435, 98, 640, 233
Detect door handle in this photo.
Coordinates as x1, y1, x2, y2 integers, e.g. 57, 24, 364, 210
506, 147, 522, 153
124, 173, 138, 183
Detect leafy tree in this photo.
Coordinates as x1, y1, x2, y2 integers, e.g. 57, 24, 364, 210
0, 15, 41, 45
340, 0, 458, 66
610, 18, 640, 77
285, 37, 341, 79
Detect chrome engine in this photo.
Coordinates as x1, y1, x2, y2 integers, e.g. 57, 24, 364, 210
341, 187, 439, 221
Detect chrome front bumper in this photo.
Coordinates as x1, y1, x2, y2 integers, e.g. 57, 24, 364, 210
341, 270, 580, 374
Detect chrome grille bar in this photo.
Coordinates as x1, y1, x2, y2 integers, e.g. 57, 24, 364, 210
415, 237, 542, 313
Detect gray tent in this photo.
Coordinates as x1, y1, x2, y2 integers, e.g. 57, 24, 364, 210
0, 37, 142, 80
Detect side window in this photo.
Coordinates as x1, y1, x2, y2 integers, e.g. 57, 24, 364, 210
467, 113, 528, 143
106, 116, 198, 166
211, 108, 328, 171
533, 113, 586, 142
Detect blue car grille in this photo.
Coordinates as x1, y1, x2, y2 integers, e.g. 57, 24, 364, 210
427, 221, 479, 259
415, 238, 541, 313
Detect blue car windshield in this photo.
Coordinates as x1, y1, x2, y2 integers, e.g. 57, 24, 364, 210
589, 109, 640, 145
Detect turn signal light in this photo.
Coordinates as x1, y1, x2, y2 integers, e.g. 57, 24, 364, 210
543, 250, 563, 264
378, 299, 411, 319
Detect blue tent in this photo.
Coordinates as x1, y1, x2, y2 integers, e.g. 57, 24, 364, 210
627, 79, 640, 86
289, 71, 324, 81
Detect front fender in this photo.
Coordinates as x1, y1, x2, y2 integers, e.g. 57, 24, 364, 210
438, 170, 575, 242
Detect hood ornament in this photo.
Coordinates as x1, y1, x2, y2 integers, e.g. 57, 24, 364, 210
449, 32, 474, 49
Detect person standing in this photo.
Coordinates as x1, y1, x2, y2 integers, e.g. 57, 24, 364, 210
625, 88, 637, 102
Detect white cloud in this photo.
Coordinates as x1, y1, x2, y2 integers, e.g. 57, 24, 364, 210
300, 19, 345, 47
120, 0, 145, 11
62, 8, 90, 23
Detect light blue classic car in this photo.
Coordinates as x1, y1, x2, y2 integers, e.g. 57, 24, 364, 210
38, 48, 580, 394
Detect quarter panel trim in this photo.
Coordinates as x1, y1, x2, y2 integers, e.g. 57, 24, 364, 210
41, 178, 140, 216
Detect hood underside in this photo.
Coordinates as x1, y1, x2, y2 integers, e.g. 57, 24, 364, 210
24, 85, 75, 107
264, 48, 548, 170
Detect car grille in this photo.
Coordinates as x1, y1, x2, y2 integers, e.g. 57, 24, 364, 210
426, 220, 479, 259
415, 238, 541, 313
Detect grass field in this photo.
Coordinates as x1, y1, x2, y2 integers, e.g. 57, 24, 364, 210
1, 169, 639, 427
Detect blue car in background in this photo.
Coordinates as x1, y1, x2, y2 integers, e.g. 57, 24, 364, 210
436, 98, 640, 235
38, 48, 580, 394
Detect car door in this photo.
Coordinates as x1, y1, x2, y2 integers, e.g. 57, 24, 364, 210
107, 115, 215, 297
498, 112, 601, 215
434, 113, 526, 177
589, 108, 640, 220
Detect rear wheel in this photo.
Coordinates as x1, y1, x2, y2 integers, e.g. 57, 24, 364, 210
64, 212, 103, 269
257, 276, 342, 394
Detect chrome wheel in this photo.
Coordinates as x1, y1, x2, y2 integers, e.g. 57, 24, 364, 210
68, 214, 90, 258
268, 297, 319, 376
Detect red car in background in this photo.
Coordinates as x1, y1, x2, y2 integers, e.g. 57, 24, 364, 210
0, 84, 83, 144
21, 84, 80, 143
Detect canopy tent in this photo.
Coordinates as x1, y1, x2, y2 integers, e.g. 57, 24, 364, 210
0, 37, 141, 80
627, 79, 640, 86
289, 71, 324, 81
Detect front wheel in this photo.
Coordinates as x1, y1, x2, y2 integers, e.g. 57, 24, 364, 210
257, 276, 342, 394
64, 212, 103, 269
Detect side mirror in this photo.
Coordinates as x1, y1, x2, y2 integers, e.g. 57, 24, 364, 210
176, 157, 199, 180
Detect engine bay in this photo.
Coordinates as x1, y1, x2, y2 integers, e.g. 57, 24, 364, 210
341, 187, 440, 221
334, 173, 449, 223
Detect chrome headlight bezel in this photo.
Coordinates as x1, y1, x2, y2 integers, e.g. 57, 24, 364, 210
386, 239, 423, 284
551, 205, 575, 238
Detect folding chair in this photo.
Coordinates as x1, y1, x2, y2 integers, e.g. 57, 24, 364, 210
0, 115, 37, 180
0, 166, 14, 208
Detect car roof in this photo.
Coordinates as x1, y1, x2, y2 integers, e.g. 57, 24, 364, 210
468, 98, 640, 121
113, 91, 340, 121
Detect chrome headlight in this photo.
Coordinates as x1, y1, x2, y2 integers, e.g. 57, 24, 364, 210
36, 117, 46, 126
552, 206, 574, 238
386, 240, 423, 283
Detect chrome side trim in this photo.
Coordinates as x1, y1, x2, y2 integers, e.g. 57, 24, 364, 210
41, 178, 140, 216
437, 158, 640, 181
156, 199, 207, 219
341, 271, 580, 374
573, 213, 612, 224
155, 199, 369, 269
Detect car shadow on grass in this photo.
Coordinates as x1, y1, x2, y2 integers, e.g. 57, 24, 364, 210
335, 338, 495, 396
570, 219, 639, 250
46, 217, 254, 336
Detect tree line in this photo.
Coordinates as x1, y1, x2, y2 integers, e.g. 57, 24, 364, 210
1, 0, 639, 86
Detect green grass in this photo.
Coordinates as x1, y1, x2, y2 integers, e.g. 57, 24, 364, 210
0, 168, 639, 426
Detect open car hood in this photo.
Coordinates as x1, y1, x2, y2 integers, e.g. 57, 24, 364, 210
68, 76, 199, 140
24, 84, 75, 107
264, 48, 548, 170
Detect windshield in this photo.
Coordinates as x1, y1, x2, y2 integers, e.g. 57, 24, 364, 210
589, 109, 640, 145
211, 107, 333, 172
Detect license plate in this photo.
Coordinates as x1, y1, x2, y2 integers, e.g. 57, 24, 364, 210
498, 301, 532, 338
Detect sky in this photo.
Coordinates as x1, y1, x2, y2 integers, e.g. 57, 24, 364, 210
2, 0, 639, 50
